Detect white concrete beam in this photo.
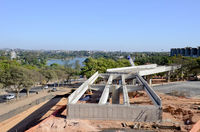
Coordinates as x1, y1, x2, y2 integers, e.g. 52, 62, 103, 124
98, 75, 113, 104
107, 64, 157, 73
122, 86, 130, 105
136, 74, 162, 107
121, 74, 126, 85
139, 66, 179, 76
121, 75, 130, 105
89, 84, 143, 92
68, 72, 99, 104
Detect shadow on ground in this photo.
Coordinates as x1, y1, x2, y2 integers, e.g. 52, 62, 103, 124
8, 93, 70, 132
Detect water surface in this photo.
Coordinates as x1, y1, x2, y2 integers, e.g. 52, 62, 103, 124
47, 57, 86, 67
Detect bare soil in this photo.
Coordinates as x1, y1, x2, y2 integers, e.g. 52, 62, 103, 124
25, 90, 200, 132
0, 87, 72, 131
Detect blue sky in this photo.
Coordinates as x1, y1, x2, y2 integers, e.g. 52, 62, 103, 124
0, 0, 200, 51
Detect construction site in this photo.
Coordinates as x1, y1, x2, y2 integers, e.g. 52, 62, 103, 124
0, 64, 200, 132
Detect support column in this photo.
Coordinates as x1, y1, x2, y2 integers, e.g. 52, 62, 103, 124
149, 78, 152, 86
147, 75, 152, 86
112, 85, 120, 104
122, 75, 130, 105
99, 75, 113, 104
167, 71, 170, 83
132, 79, 136, 85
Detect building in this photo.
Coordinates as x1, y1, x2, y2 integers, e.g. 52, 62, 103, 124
170, 47, 200, 57
10, 50, 17, 60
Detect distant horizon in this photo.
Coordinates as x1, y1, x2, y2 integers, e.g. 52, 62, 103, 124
0, 47, 171, 52
1, 0, 200, 51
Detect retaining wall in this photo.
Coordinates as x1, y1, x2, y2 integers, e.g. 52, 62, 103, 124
67, 103, 162, 122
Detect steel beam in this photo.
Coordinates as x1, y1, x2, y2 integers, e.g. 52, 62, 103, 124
98, 75, 113, 104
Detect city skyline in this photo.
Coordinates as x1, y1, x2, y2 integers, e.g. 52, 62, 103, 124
0, 0, 200, 51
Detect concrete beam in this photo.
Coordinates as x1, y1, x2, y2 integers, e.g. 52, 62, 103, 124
139, 65, 180, 76
106, 64, 157, 73
99, 73, 127, 80
68, 72, 99, 104
121, 75, 130, 105
122, 86, 130, 105
89, 84, 143, 92
98, 75, 113, 104
136, 74, 162, 107
167, 71, 170, 83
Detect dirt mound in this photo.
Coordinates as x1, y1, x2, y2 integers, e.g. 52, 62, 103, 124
163, 105, 194, 126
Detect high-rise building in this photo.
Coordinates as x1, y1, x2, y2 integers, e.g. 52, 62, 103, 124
170, 47, 200, 57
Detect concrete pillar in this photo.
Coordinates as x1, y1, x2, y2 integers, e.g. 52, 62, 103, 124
122, 86, 130, 105
132, 79, 136, 85
149, 79, 152, 86
99, 75, 113, 104
112, 86, 120, 104
167, 71, 170, 83
121, 75, 130, 105
147, 75, 152, 86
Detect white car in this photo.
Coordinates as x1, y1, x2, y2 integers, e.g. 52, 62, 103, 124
5, 94, 15, 100
44, 85, 48, 89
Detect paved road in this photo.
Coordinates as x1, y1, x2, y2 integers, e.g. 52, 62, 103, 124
0, 80, 84, 103
153, 81, 200, 98
0, 84, 57, 103
0, 86, 43, 103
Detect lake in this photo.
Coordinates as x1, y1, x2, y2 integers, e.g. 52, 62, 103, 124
47, 57, 87, 67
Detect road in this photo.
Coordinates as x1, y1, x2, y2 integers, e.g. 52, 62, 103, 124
153, 81, 200, 98
0, 79, 85, 103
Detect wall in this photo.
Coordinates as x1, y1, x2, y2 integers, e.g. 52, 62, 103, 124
67, 103, 162, 122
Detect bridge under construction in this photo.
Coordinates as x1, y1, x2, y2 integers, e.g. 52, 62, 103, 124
67, 64, 179, 122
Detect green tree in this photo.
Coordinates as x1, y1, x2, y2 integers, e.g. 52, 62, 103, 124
81, 57, 130, 78
40, 68, 57, 83
6, 66, 32, 98
24, 70, 43, 96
